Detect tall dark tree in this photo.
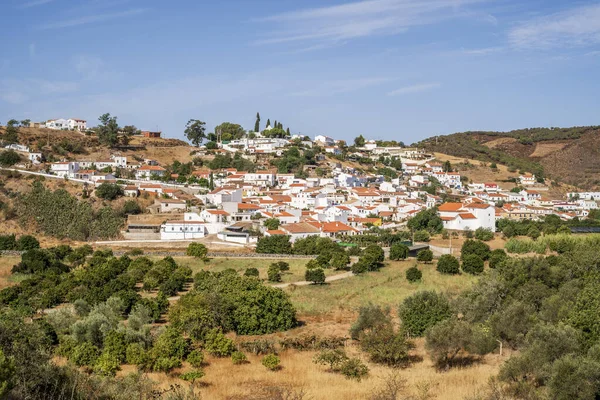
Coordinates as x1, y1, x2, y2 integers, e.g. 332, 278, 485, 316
273, 120, 278, 130
254, 112, 261, 132
97, 113, 120, 147
286, 127, 290, 137
184, 119, 206, 147
3, 120, 19, 144
266, 119, 271, 129
354, 135, 366, 147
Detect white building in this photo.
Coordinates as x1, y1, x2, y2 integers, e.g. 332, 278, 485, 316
160, 217, 206, 240
519, 173, 536, 186
437, 202, 496, 232
135, 165, 167, 181
51, 162, 79, 178
314, 135, 335, 147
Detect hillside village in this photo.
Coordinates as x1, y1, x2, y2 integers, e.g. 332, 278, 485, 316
1, 117, 598, 248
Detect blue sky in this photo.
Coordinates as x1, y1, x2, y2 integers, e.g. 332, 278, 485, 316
1, 0, 600, 143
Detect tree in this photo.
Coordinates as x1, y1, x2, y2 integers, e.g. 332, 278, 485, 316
443, 161, 452, 172
16, 235, 40, 251
488, 249, 508, 269
186, 350, 204, 368
265, 119, 271, 128
462, 254, 484, 275
461, 239, 491, 260
256, 235, 292, 254
267, 264, 281, 282
436, 254, 460, 274
215, 122, 245, 140
360, 325, 413, 366
254, 112, 260, 132
407, 208, 443, 234
244, 268, 259, 277
399, 291, 452, 336
263, 218, 280, 230
474, 227, 494, 241
354, 135, 366, 147
350, 303, 391, 340
97, 113, 120, 147
0, 349, 15, 397
305, 268, 325, 284
3, 121, 19, 144
406, 266, 422, 282
313, 349, 348, 371
417, 249, 433, 263
262, 354, 280, 371
0, 150, 20, 166
186, 243, 208, 259
389, 243, 409, 260
330, 252, 350, 270
413, 230, 431, 242
527, 226, 541, 239
339, 358, 369, 381
20, 119, 31, 128
185, 119, 206, 146
95, 183, 124, 200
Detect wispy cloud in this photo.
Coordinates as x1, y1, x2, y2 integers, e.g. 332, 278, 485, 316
509, 4, 600, 49
254, 0, 485, 48
19, 0, 54, 9
39, 8, 147, 30
461, 46, 503, 55
290, 77, 392, 97
0, 78, 78, 105
388, 82, 440, 96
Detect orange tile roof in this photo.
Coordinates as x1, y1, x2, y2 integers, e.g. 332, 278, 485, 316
458, 213, 477, 219
438, 203, 463, 212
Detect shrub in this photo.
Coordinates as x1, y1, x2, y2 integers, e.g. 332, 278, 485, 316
399, 291, 452, 337
262, 354, 281, 371
126, 343, 147, 365
436, 254, 460, 274
489, 249, 508, 269
413, 230, 430, 242
331, 252, 351, 270
244, 267, 259, 278
122, 200, 142, 215
350, 303, 391, 340
95, 183, 124, 200
256, 235, 292, 254
461, 239, 491, 260
231, 351, 248, 365
267, 264, 281, 282
94, 352, 121, 376
389, 243, 409, 260
0, 150, 20, 166
274, 261, 290, 272
187, 350, 204, 368
0, 234, 17, 251
186, 243, 208, 259
305, 268, 325, 284
180, 370, 205, 383
71, 342, 100, 367
527, 226, 541, 240
152, 356, 182, 372
359, 326, 413, 366
474, 228, 494, 241
462, 254, 484, 275
313, 349, 348, 371
16, 235, 40, 251
339, 358, 369, 381
417, 249, 433, 263
204, 329, 236, 357
405, 266, 422, 282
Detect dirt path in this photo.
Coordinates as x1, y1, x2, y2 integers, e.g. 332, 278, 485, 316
271, 271, 354, 288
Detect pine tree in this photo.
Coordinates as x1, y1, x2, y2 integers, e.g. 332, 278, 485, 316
209, 173, 214, 190
254, 112, 260, 132
286, 127, 290, 137
273, 120, 278, 129
266, 119, 271, 128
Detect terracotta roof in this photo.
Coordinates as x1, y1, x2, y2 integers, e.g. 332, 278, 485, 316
438, 203, 463, 212
207, 210, 229, 215
238, 203, 260, 210
458, 213, 477, 219
282, 222, 321, 234
138, 165, 166, 171
266, 229, 286, 235
465, 203, 491, 209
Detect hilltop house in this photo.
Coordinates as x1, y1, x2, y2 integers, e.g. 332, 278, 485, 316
135, 165, 167, 180
437, 202, 496, 232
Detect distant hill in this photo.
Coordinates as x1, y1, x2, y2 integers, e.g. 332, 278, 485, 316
416, 126, 600, 189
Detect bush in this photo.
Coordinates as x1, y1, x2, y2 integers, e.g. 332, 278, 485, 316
204, 329, 236, 357
122, 200, 142, 215
331, 252, 351, 270
474, 228, 494, 241
359, 325, 413, 366
186, 243, 208, 259
126, 343, 147, 365
413, 230, 430, 242
489, 249, 508, 269
417, 249, 433, 263
389, 243, 409, 260
0, 234, 17, 251
339, 358, 369, 381
180, 370, 205, 383
305, 268, 325, 284
436, 254, 460, 274
16, 235, 40, 251
94, 352, 121, 376
405, 266, 422, 282
0, 150, 20, 166
399, 291, 452, 337
244, 267, 259, 278
313, 349, 348, 371
262, 354, 281, 371
256, 235, 292, 254
461, 239, 491, 260
231, 351, 248, 365
350, 303, 391, 340
267, 264, 281, 282
274, 261, 289, 272
462, 254, 484, 275
186, 350, 204, 368
71, 342, 100, 367
95, 183, 124, 200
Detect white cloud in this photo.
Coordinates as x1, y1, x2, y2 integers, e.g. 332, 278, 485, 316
0, 79, 78, 105
289, 77, 392, 97
461, 46, 503, 55
509, 4, 600, 49
39, 8, 147, 30
254, 0, 485, 47
388, 82, 440, 96
19, 0, 54, 8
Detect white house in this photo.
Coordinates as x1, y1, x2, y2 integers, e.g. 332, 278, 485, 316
314, 135, 335, 146
156, 198, 186, 213
519, 173, 536, 186
160, 219, 206, 240
68, 119, 87, 131
437, 202, 496, 232
51, 162, 79, 178
135, 165, 167, 181
45, 119, 69, 130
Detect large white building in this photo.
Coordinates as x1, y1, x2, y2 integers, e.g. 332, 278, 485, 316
45, 118, 87, 131
437, 202, 496, 232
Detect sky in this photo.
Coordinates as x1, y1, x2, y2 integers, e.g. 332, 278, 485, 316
1, 0, 600, 144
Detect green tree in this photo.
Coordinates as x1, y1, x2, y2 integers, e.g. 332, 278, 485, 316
215, 122, 245, 140
462, 254, 484, 275
313, 349, 348, 371
399, 291, 452, 336
0, 150, 20, 166
339, 358, 369, 381
330, 252, 350, 270
488, 249, 508, 269
267, 264, 281, 282
413, 230, 431, 242
262, 354, 280, 371
406, 266, 422, 282
263, 218, 280, 230
354, 135, 366, 147
186, 350, 204, 368
461, 239, 491, 260
305, 268, 325, 284
407, 208, 443, 234
254, 112, 260, 132
417, 249, 433, 263
0, 349, 15, 397
16, 235, 40, 251
256, 235, 292, 254
244, 267, 259, 277
186, 242, 208, 259
185, 119, 206, 146
97, 113, 120, 147
474, 227, 494, 241
95, 183, 124, 200
436, 254, 460, 274
389, 243, 409, 260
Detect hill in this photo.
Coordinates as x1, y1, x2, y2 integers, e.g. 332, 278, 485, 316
416, 126, 600, 189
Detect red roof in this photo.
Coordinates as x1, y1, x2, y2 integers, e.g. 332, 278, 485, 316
438, 203, 463, 212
